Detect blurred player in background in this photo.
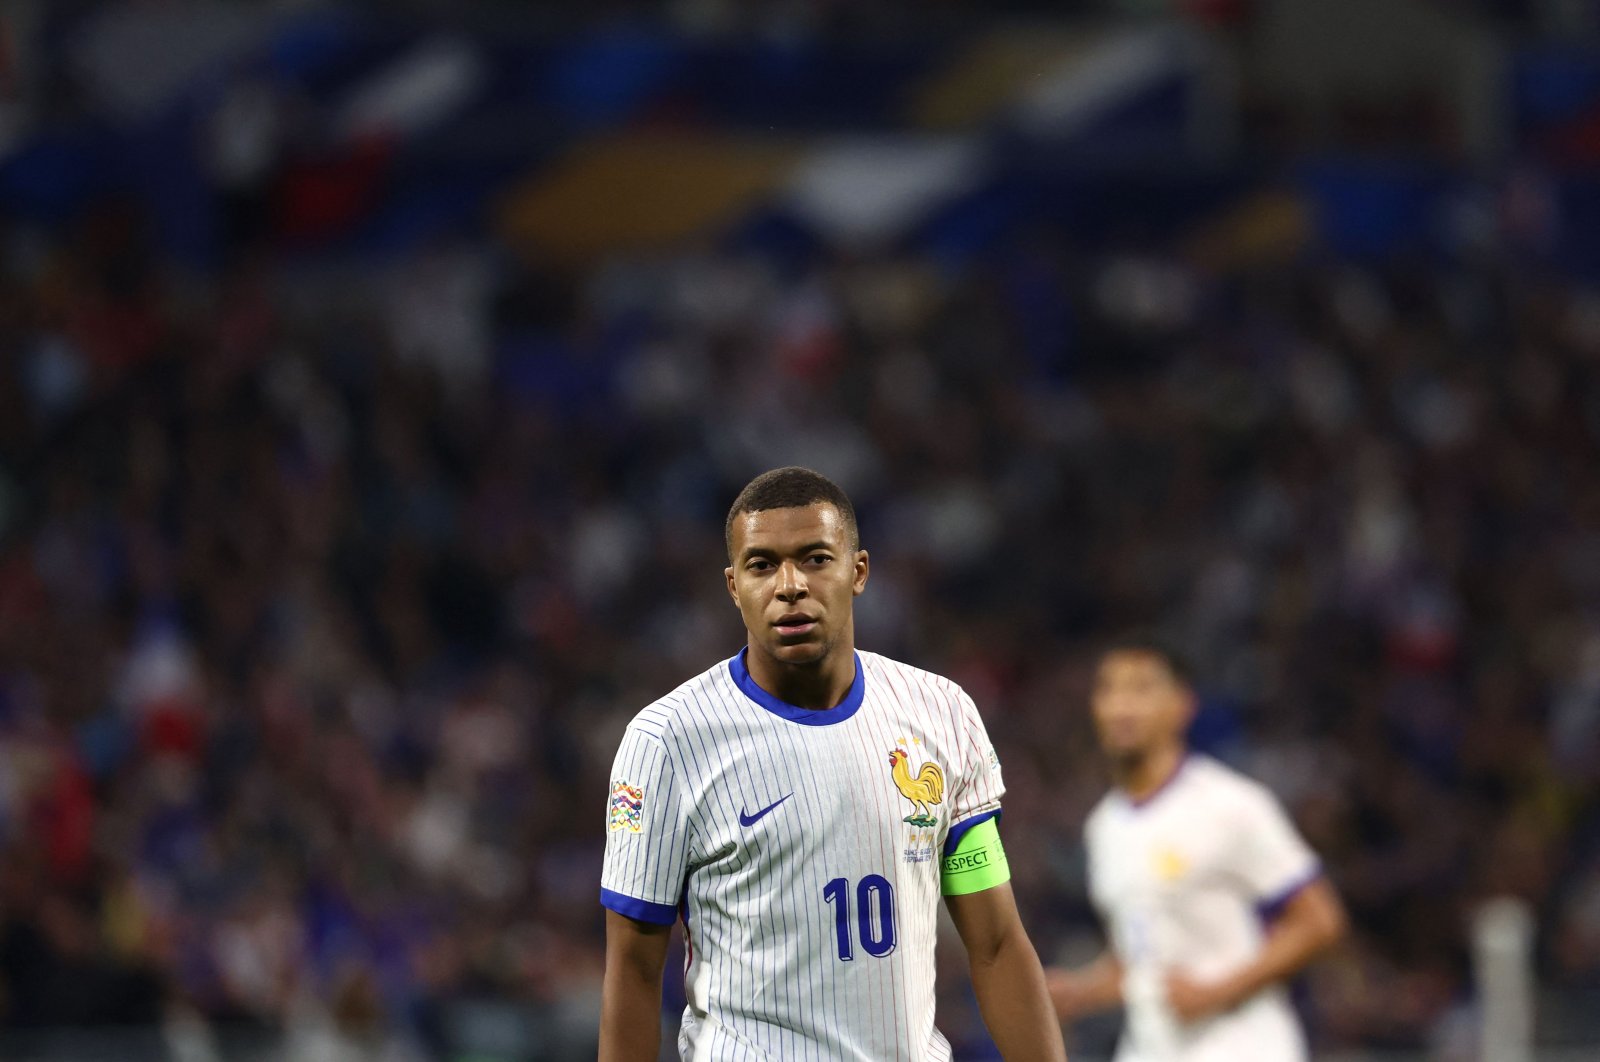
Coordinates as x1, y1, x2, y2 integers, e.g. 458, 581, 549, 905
599, 467, 1066, 1061
1047, 638, 1346, 1061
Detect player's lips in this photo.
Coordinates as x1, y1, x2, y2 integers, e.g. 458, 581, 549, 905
772, 613, 819, 637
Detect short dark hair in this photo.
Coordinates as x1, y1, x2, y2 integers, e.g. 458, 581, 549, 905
725, 467, 860, 559
1097, 632, 1194, 687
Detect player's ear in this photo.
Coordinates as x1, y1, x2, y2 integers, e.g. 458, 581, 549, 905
1178, 687, 1199, 728
852, 549, 869, 596
725, 565, 740, 607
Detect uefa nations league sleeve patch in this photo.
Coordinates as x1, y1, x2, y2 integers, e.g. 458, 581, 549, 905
609, 780, 645, 833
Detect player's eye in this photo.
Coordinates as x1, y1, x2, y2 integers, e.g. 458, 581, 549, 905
806, 554, 832, 566
747, 559, 773, 572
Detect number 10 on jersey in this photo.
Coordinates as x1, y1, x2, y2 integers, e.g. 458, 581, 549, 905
823, 875, 896, 960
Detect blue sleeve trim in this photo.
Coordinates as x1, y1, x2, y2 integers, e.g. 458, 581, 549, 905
943, 809, 1001, 858
600, 888, 679, 925
1256, 862, 1323, 923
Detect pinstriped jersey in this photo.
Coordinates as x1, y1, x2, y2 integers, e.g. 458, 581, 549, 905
601, 648, 1005, 1061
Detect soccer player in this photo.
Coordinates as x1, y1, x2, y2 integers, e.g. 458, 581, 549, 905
599, 467, 1067, 1061
1046, 638, 1346, 1061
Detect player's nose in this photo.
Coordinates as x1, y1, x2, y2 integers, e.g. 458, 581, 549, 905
774, 560, 808, 600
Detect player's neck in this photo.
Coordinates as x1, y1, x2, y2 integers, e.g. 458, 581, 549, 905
744, 643, 856, 710
1114, 744, 1186, 804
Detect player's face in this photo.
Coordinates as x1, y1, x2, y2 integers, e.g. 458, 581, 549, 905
1090, 650, 1194, 763
725, 503, 868, 669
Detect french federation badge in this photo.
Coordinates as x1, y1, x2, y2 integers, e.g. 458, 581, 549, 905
889, 739, 944, 863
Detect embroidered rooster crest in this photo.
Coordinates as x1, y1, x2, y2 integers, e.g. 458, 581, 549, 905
888, 747, 944, 827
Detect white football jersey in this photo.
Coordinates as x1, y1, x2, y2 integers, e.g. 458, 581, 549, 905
601, 649, 1005, 1061
1085, 754, 1320, 1062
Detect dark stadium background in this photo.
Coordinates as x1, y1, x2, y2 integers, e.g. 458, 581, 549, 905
0, 1, 1597, 1059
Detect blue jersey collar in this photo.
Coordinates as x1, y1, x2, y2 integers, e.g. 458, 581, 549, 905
728, 648, 865, 726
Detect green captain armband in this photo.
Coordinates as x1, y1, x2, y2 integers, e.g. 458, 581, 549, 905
940, 817, 1010, 896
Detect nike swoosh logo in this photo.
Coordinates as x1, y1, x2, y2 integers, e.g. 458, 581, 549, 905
739, 793, 794, 827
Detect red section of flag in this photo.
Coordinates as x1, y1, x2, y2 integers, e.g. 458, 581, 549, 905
273, 136, 395, 244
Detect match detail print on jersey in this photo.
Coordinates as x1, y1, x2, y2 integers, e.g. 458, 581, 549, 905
608, 780, 644, 833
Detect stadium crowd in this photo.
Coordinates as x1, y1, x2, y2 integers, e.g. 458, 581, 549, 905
1, 187, 1599, 1057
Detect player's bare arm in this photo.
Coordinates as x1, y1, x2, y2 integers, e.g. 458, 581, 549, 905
599, 910, 672, 1062
1045, 950, 1123, 1021
1165, 877, 1347, 1023
946, 882, 1070, 1061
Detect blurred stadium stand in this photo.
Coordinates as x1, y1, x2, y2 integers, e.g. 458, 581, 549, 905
2, 0, 1600, 1059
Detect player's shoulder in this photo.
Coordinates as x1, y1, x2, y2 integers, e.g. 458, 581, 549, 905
1084, 755, 1283, 827
1084, 790, 1119, 835
621, 655, 742, 745
1185, 754, 1287, 813
859, 649, 976, 712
